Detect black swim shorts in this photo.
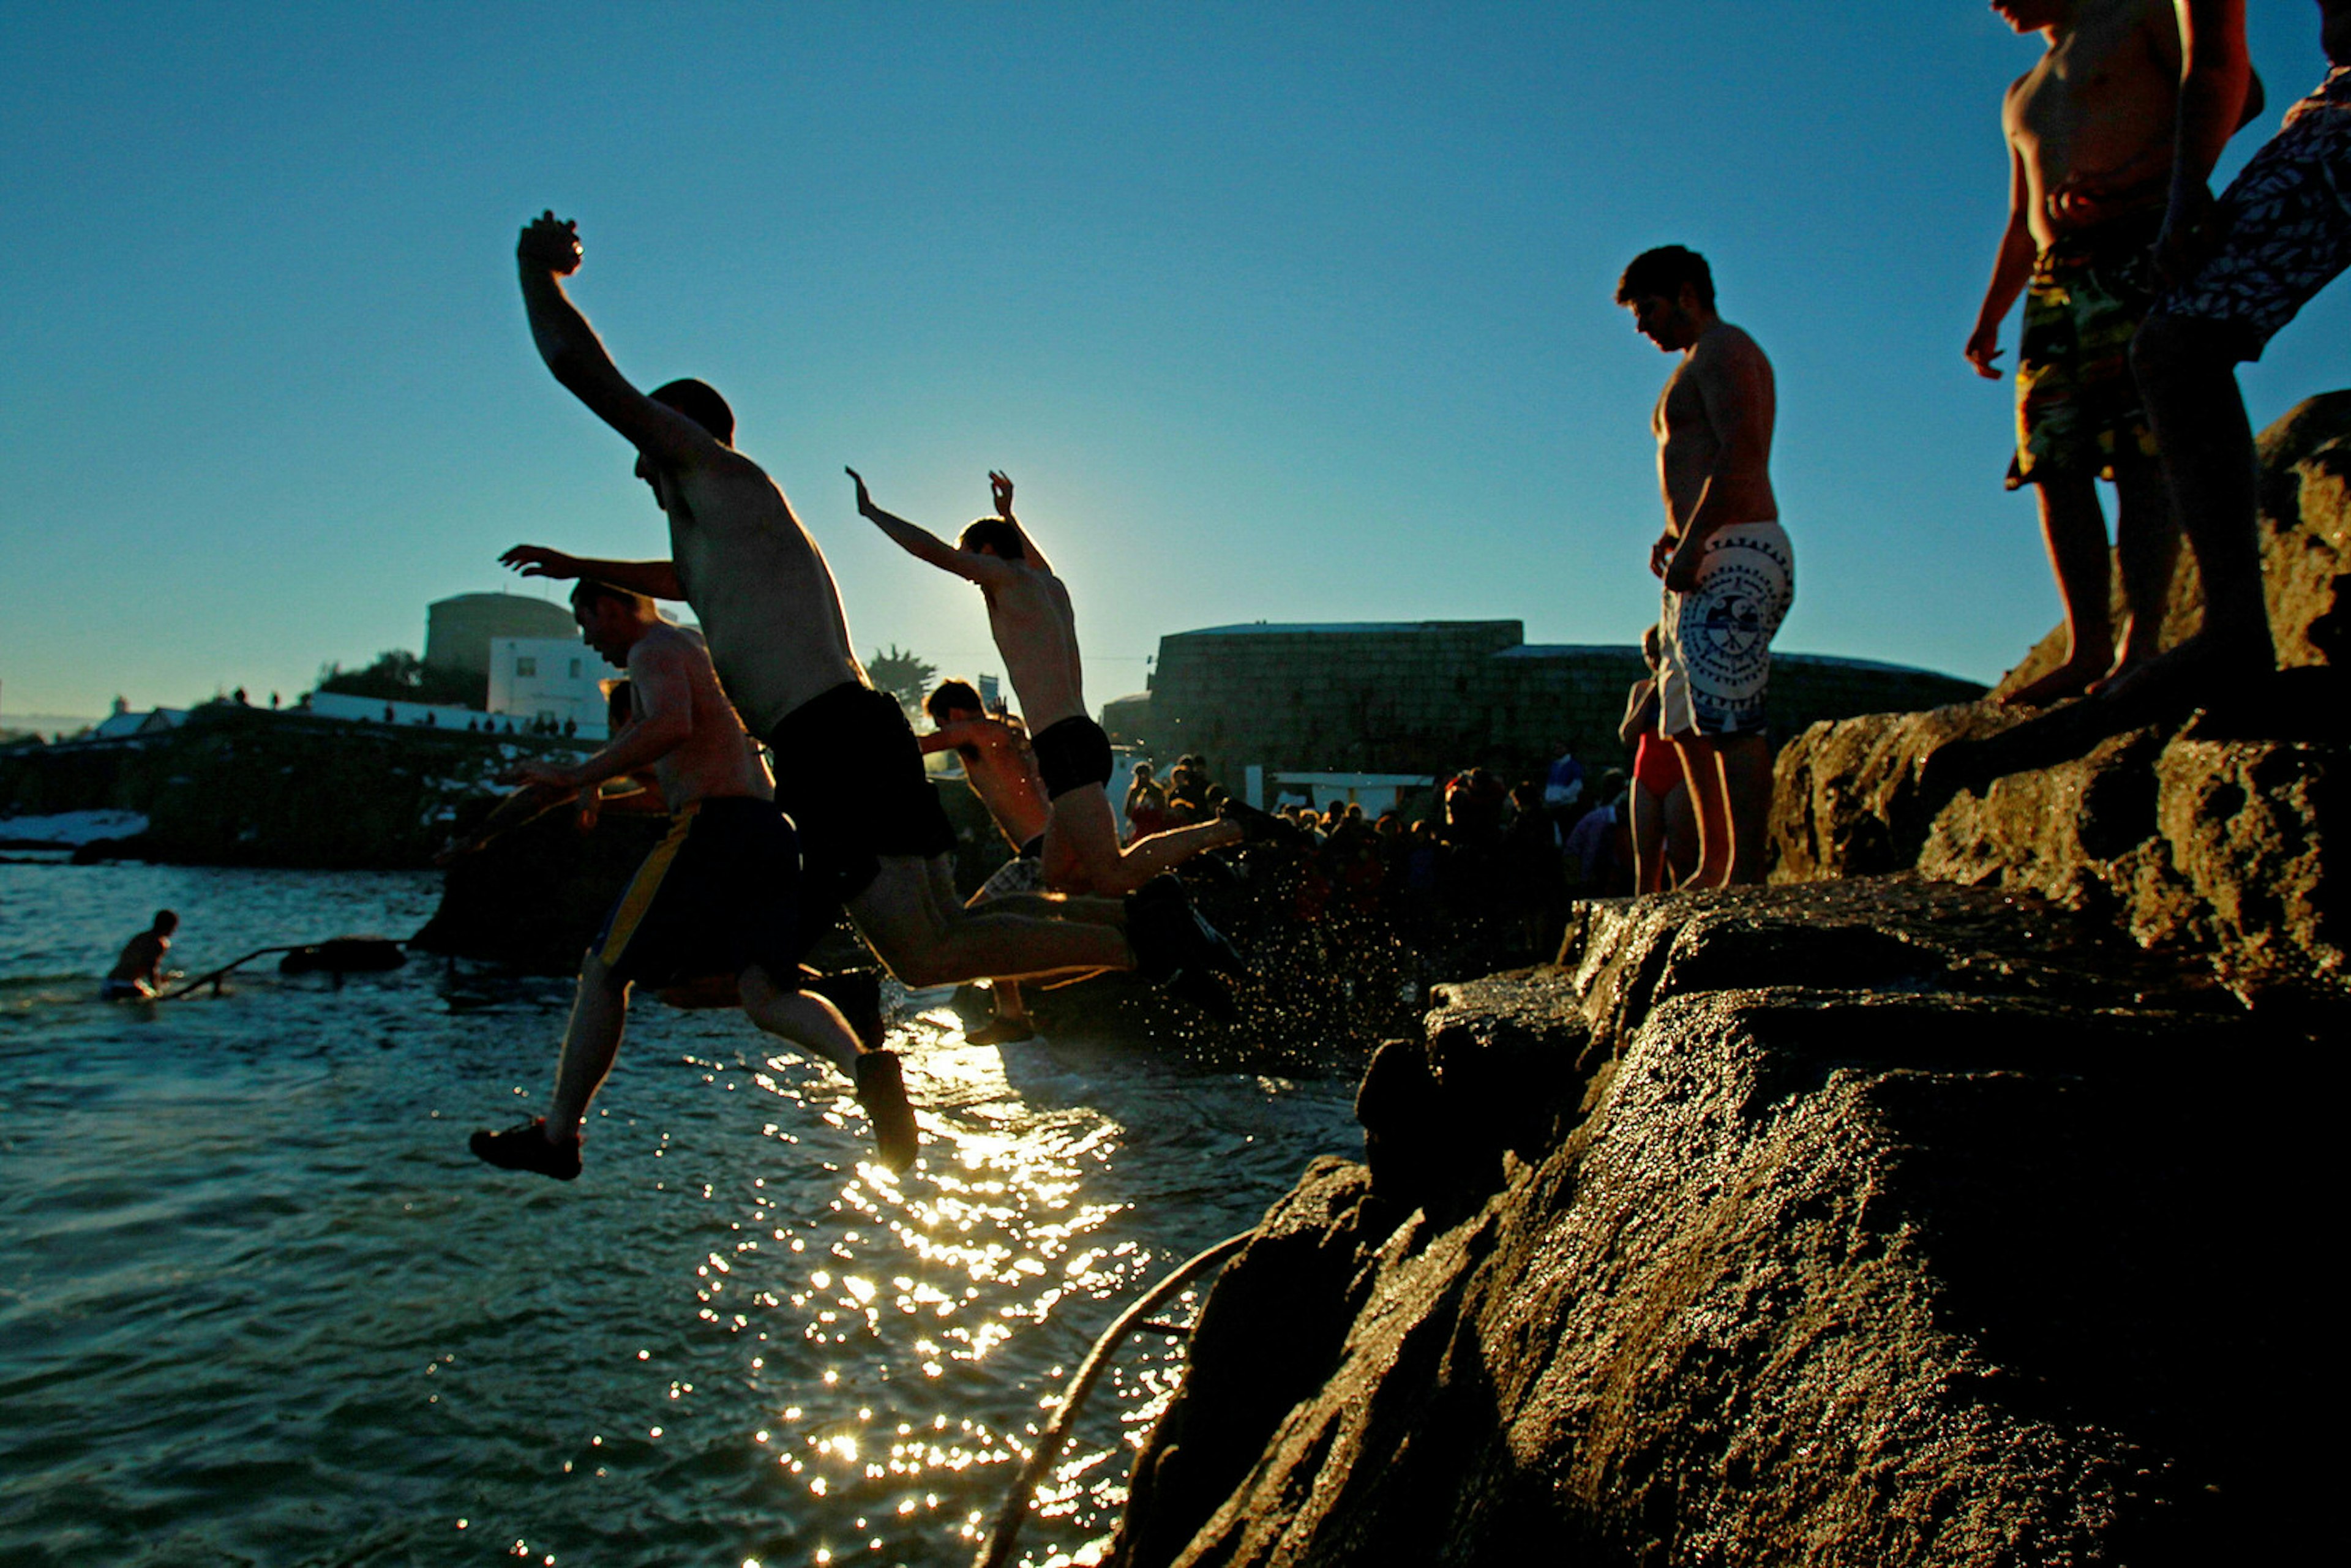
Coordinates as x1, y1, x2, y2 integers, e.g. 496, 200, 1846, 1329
1031, 715, 1115, 800
594, 797, 808, 989
767, 681, 959, 906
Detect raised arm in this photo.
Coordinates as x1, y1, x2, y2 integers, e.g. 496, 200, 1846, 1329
499, 544, 684, 601
1967, 127, 2036, 380
2156, 0, 2254, 284
516, 212, 729, 473
988, 470, 1056, 576
847, 468, 1017, 587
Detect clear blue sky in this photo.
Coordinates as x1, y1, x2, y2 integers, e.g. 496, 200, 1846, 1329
2, 2, 2342, 724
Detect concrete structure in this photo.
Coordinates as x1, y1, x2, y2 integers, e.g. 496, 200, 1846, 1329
1120, 621, 1985, 794
487, 637, 613, 739
424, 593, 580, 683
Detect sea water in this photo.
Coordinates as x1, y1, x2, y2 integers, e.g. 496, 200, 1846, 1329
0, 861, 1360, 1567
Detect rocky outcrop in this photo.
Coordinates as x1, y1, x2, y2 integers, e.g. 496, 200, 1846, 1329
1771, 392, 2350, 1008
1109, 879, 2311, 1566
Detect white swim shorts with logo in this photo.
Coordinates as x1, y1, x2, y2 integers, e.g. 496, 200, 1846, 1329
1657, 519, 1795, 738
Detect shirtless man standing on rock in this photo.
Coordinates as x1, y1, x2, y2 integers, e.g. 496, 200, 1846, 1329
2125, 0, 2351, 705
1967, 0, 2264, 707
1617, 246, 1792, 888
499, 213, 1232, 1007
468, 579, 919, 1179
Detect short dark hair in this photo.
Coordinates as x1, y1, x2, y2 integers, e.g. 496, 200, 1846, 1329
926, 678, 983, 722
1616, 245, 1715, 309
154, 909, 179, 932
649, 378, 735, 445
570, 578, 654, 617
956, 518, 1026, 560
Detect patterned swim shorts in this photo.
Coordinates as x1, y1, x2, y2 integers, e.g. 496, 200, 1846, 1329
2006, 211, 2163, 489
1658, 520, 1795, 739
973, 846, 1049, 902
2152, 67, 2351, 361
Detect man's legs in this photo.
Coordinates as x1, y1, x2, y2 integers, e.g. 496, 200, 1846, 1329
737, 963, 862, 1075
1673, 733, 1772, 888
1046, 790, 1239, 895
849, 857, 1134, 987
2004, 473, 2117, 707
547, 950, 630, 1139
2106, 451, 2184, 679
1629, 785, 1668, 895
2123, 314, 2277, 690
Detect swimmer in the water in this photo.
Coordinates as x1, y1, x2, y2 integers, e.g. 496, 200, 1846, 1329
102, 909, 178, 1001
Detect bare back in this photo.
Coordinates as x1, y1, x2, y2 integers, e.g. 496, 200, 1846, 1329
631, 623, 776, 811
664, 455, 863, 737
2007, 0, 2183, 245
1654, 323, 1777, 540
984, 565, 1088, 734
107, 931, 167, 986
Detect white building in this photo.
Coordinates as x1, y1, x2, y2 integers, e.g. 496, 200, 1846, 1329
487, 637, 613, 739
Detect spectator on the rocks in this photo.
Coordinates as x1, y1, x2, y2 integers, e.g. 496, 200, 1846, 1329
1618, 243, 1791, 887
1564, 770, 1634, 895
2120, 0, 2349, 707
1622, 624, 1701, 893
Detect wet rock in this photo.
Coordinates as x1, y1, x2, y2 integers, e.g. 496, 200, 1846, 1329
1108, 880, 2309, 1567
1772, 393, 2351, 1009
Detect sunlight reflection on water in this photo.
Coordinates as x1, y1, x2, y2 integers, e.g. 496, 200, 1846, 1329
0, 863, 1359, 1567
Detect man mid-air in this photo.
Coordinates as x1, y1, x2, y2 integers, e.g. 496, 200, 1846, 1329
498, 212, 1235, 1008
468, 579, 918, 1179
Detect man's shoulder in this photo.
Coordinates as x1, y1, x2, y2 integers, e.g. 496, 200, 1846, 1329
1696, 321, 1772, 369
637, 623, 714, 668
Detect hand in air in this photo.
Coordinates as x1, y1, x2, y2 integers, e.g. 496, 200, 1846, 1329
1648, 535, 1674, 580
846, 467, 879, 519
500, 544, 582, 580
989, 470, 1015, 519
518, 211, 582, 275
1963, 323, 2004, 381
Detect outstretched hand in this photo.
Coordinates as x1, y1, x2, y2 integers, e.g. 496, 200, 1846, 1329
846, 467, 879, 519
518, 211, 582, 275
500, 544, 582, 580
989, 470, 1015, 519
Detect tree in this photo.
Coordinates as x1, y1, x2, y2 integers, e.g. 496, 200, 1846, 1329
866, 644, 938, 721
315, 650, 484, 709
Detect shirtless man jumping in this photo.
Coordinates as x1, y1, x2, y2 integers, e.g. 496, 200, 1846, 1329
498, 213, 1229, 1003
468, 579, 918, 1180
849, 468, 1264, 900
1966, 0, 2264, 706
1618, 246, 1792, 888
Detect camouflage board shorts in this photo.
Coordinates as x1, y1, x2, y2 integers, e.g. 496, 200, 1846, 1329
2151, 67, 2351, 361
2006, 211, 2163, 490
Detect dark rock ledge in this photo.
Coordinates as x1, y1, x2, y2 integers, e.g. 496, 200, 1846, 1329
1108, 882, 2315, 1567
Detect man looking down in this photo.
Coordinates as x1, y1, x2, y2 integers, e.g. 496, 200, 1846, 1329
498, 212, 1232, 1008
468, 579, 918, 1179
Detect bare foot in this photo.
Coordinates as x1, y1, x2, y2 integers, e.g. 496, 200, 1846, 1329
2090, 630, 2273, 710
1999, 653, 2108, 709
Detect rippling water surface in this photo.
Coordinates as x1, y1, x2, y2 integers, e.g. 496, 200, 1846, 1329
0, 862, 1360, 1567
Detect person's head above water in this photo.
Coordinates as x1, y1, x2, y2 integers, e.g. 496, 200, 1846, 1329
570, 579, 659, 664
957, 517, 1026, 561
152, 909, 179, 936
1616, 245, 1718, 352
925, 678, 984, 725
